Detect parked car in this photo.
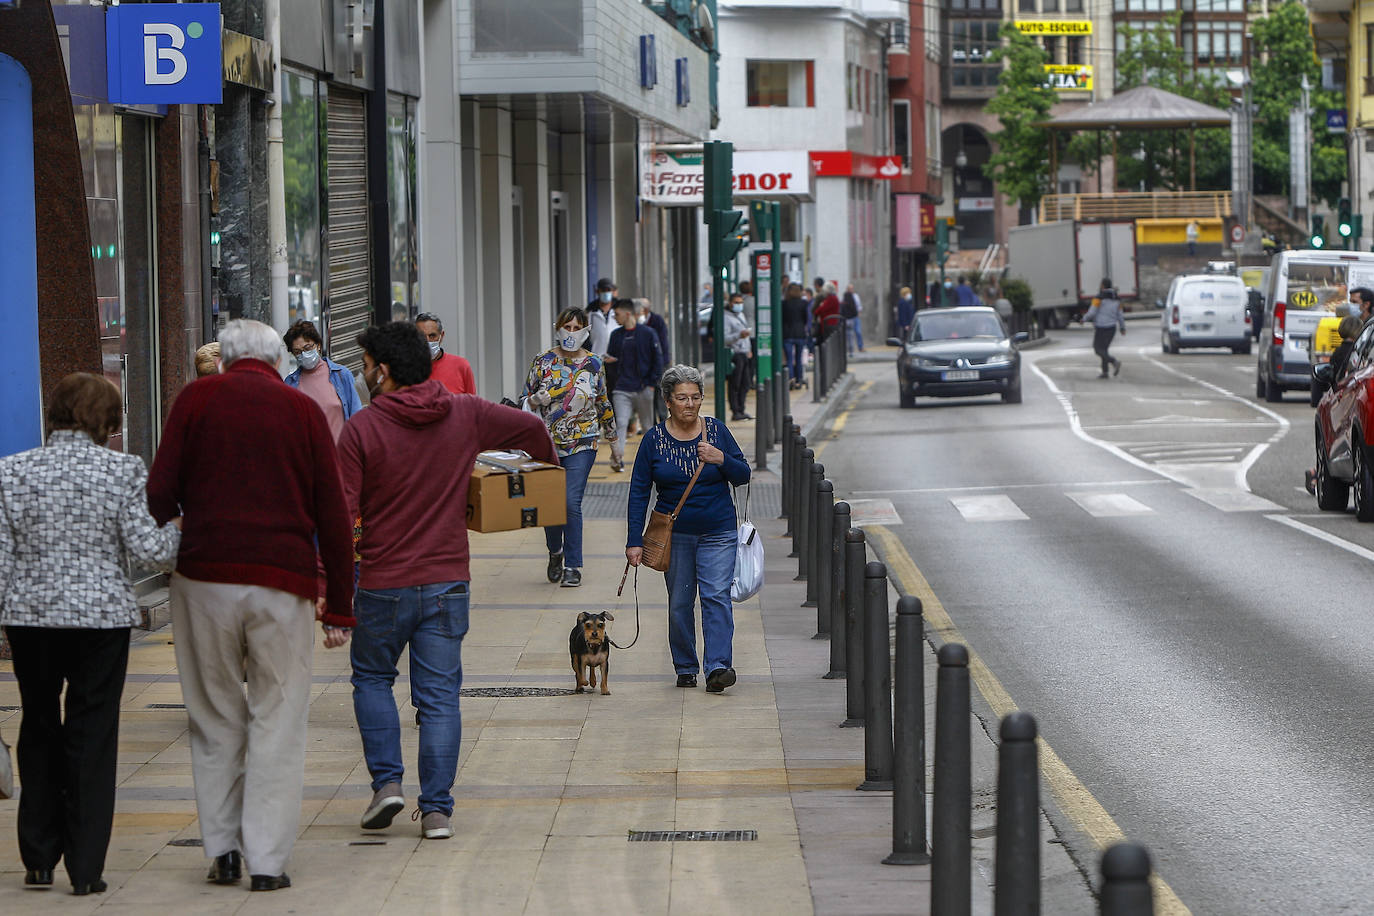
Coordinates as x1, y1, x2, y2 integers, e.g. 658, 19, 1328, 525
887, 306, 1028, 408
1257, 249, 1374, 402
1313, 322, 1374, 518
1160, 274, 1251, 354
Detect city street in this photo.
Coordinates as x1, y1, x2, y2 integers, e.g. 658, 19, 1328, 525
829, 324, 1374, 914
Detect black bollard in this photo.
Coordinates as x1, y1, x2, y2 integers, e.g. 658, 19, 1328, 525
1099, 843, 1153, 916
754, 384, 770, 472
931, 643, 971, 916
824, 502, 850, 678
841, 528, 866, 727
995, 712, 1040, 916
780, 417, 795, 522
812, 481, 834, 636
793, 447, 813, 568
883, 596, 930, 865
857, 561, 893, 791
775, 370, 788, 444
802, 462, 824, 603
786, 432, 805, 543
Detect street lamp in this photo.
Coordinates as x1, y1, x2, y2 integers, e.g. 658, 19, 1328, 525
1226, 69, 1252, 237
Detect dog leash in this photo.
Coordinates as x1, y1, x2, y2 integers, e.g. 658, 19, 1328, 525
609, 561, 641, 650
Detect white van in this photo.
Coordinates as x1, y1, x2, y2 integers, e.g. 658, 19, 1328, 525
1256, 249, 1374, 402
1160, 274, 1251, 354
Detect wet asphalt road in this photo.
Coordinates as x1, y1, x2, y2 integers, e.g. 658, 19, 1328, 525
825, 325, 1374, 914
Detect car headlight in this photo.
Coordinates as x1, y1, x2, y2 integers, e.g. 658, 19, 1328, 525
913, 356, 944, 368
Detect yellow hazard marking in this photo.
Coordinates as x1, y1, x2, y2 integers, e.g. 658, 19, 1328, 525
865, 523, 1191, 915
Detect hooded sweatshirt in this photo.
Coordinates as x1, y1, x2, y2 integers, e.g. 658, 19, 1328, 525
335, 379, 558, 589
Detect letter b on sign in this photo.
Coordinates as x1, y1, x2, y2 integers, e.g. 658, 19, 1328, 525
144, 24, 188, 85
107, 3, 222, 105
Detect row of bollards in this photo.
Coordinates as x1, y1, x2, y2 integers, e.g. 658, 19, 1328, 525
780, 416, 1160, 916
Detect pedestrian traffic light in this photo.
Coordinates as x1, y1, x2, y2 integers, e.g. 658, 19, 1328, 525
1311, 215, 1325, 249
935, 219, 950, 267
709, 209, 747, 268
1338, 198, 1353, 239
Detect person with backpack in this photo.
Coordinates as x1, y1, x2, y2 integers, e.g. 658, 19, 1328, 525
1081, 278, 1126, 378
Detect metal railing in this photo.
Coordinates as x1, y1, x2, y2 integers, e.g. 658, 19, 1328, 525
1039, 190, 1233, 223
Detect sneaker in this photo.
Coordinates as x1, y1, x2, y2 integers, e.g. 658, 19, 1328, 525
561, 567, 583, 588
546, 552, 564, 584
1112, 358, 1122, 377
1097, 372, 1110, 379
676, 673, 698, 688
419, 810, 453, 840
705, 667, 737, 693
360, 783, 405, 830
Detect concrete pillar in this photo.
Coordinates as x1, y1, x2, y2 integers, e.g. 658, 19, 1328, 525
558, 126, 588, 308
588, 116, 615, 292
479, 100, 517, 397
460, 99, 486, 388
513, 104, 552, 369
418, 0, 464, 354
611, 108, 640, 295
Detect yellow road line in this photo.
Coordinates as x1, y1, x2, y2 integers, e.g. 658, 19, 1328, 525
865, 524, 1190, 915
813, 380, 873, 460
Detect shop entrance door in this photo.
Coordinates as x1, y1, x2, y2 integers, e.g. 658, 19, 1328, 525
324, 86, 371, 374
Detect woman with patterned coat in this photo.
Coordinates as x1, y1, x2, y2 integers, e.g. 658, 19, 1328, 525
0, 374, 182, 895
524, 307, 618, 588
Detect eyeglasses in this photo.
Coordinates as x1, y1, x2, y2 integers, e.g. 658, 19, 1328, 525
291, 343, 318, 356
671, 394, 704, 404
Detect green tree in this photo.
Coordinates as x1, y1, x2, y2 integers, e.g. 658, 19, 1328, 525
982, 26, 1057, 214
1250, 0, 1346, 204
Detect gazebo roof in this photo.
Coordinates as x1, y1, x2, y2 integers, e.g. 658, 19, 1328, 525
1041, 86, 1232, 131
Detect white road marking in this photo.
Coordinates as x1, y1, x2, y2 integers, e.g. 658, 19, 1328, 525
1267, 514, 1374, 563
950, 494, 1028, 521
845, 498, 902, 527
1184, 488, 1285, 512
1067, 492, 1156, 517
849, 479, 1171, 496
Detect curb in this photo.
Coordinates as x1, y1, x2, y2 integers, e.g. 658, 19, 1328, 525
799, 372, 857, 441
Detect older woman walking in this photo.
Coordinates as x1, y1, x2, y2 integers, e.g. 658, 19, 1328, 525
625, 365, 751, 693
1, 374, 182, 895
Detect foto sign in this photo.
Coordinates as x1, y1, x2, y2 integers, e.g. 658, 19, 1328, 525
107, 3, 222, 105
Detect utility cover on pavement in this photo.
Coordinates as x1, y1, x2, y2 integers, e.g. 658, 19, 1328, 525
845, 498, 901, 527
628, 830, 758, 842
459, 687, 577, 698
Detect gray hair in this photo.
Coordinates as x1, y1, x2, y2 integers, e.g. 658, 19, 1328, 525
219, 319, 285, 369
822, 283, 837, 296
659, 364, 704, 403
415, 311, 443, 331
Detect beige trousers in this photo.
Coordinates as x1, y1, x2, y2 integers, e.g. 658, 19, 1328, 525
170, 575, 314, 877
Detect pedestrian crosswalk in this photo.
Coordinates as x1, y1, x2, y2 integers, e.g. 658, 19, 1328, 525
937, 486, 1282, 521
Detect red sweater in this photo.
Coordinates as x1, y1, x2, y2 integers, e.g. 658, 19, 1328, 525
431, 352, 477, 395
336, 380, 558, 588
147, 359, 356, 627
812, 294, 842, 331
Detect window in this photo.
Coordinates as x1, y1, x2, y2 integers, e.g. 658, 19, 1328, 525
1067, 36, 1085, 65
864, 69, 872, 113
1367, 25, 1374, 95
1019, 0, 1034, 11
847, 63, 856, 109
893, 99, 912, 169
1181, 20, 1244, 67
1042, 37, 1060, 63
1066, 0, 1083, 10
746, 60, 816, 107
1043, 0, 1059, 11
949, 0, 999, 10
891, 20, 909, 47
950, 19, 1001, 89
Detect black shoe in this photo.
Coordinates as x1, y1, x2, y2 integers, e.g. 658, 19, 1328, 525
560, 567, 582, 588
24, 869, 53, 887
71, 879, 107, 896
547, 552, 563, 584
1097, 372, 1109, 379
739, 413, 753, 420
250, 874, 291, 892
206, 851, 242, 885
676, 673, 697, 688
705, 668, 737, 693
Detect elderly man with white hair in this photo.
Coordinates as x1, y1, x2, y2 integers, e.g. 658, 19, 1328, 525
147, 319, 355, 893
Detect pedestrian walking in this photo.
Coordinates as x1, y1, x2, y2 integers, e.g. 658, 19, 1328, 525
955, 276, 980, 307
147, 319, 357, 893
283, 319, 364, 441
1186, 219, 1199, 257
588, 278, 617, 357
841, 283, 865, 354
896, 286, 916, 339
812, 282, 842, 342
337, 322, 558, 840
625, 365, 751, 693
782, 283, 810, 388
724, 292, 753, 420
636, 299, 671, 423
608, 299, 665, 465
1, 374, 182, 896
1082, 278, 1126, 378
525, 308, 618, 585
414, 312, 477, 395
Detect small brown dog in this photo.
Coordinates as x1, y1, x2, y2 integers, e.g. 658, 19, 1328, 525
569, 611, 614, 695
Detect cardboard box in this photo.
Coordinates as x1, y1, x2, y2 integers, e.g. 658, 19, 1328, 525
467, 450, 566, 532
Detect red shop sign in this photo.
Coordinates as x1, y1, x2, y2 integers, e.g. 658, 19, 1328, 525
809, 151, 903, 180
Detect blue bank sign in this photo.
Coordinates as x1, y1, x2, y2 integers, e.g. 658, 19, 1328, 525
106, 3, 222, 105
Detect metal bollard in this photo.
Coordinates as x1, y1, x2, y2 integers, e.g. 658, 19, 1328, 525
841, 528, 866, 727
785, 432, 805, 543
857, 561, 893, 791
780, 417, 795, 522
824, 502, 849, 678
812, 481, 834, 633
995, 711, 1040, 916
931, 644, 971, 916
754, 383, 770, 472
775, 369, 788, 444
802, 463, 825, 606
793, 448, 813, 569
883, 596, 930, 865
1099, 843, 1153, 916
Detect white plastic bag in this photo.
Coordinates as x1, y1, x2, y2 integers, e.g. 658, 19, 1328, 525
731, 520, 764, 602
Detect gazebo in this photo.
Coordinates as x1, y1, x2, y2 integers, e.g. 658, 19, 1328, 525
1040, 85, 1232, 191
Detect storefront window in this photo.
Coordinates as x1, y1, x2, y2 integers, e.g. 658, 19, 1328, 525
282, 69, 324, 326
387, 93, 419, 321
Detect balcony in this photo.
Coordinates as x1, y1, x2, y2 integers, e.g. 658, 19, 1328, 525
1039, 190, 1233, 223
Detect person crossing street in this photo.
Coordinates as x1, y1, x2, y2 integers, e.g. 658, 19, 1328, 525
1082, 278, 1126, 378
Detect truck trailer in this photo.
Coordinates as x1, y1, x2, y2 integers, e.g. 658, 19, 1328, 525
1007, 221, 1138, 328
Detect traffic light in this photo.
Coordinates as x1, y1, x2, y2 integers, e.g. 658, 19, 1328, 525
709, 209, 747, 267
1311, 215, 1325, 249
1338, 198, 1353, 241
935, 219, 950, 266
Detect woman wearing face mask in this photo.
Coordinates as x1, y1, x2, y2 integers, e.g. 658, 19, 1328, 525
283, 320, 365, 442
524, 308, 619, 587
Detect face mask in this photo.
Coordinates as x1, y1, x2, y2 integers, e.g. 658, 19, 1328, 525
599, 291, 614, 303
364, 365, 385, 398
428, 340, 442, 360
944, 281, 954, 290
296, 349, 321, 371
558, 327, 590, 351
731, 303, 744, 314
637, 314, 648, 325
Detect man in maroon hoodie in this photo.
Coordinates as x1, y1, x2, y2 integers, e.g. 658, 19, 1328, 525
336, 322, 557, 841
147, 319, 355, 892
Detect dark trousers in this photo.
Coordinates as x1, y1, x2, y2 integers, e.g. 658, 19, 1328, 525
6, 625, 130, 884
1092, 326, 1118, 374
728, 352, 750, 416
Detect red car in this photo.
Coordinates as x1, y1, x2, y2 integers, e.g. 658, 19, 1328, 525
1314, 331, 1374, 519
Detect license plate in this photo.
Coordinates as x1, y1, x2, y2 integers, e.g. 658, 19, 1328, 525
1291, 336, 1310, 352
1185, 323, 1211, 332
942, 370, 979, 381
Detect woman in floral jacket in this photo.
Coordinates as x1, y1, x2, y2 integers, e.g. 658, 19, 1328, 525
0, 374, 181, 896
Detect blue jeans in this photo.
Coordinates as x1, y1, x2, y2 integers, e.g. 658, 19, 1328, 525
848, 317, 864, 354
664, 529, 736, 676
785, 338, 807, 383
351, 581, 470, 816
545, 448, 596, 568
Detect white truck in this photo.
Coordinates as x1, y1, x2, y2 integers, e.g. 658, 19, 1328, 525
1007, 221, 1139, 328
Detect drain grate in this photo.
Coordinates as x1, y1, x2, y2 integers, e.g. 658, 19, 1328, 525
460, 687, 577, 698
0, 705, 19, 712
167, 838, 203, 847
628, 829, 758, 843
349, 840, 387, 846
145, 703, 186, 709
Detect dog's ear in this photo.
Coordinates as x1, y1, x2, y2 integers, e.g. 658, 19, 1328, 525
577, 612, 590, 623
602, 611, 615, 621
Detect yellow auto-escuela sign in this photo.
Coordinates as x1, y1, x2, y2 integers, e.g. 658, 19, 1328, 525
1044, 64, 1092, 91
1015, 20, 1092, 35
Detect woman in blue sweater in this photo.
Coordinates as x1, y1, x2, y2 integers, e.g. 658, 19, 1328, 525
626, 365, 751, 692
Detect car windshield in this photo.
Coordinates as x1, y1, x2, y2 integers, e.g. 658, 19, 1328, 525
913, 312, 1004, 341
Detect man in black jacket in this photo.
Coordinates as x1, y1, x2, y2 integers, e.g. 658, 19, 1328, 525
781, 284, 810, 388
607, 300, 664, 470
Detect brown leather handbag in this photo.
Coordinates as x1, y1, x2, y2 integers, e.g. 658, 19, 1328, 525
640, 462, 704, 572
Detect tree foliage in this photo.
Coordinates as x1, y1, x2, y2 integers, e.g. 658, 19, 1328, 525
982, 26, 1057, 213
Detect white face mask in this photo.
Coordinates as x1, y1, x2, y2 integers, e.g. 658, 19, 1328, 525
637, 314, 648, 325
428, 340, 442, 360
296, 349, 321, 371
599, 291, 614, 303
558, 327, 591, 351
731, 303, 744, 314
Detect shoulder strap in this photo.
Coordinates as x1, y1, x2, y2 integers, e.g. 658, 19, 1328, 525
670, 461, 705, 520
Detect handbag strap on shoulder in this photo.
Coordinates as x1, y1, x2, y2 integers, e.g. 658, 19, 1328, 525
670, 461, 705, 521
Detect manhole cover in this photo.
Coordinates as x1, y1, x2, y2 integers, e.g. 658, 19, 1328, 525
167, 838, 203, 847
628, 829, 758, 842
459, 687, 578, 698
